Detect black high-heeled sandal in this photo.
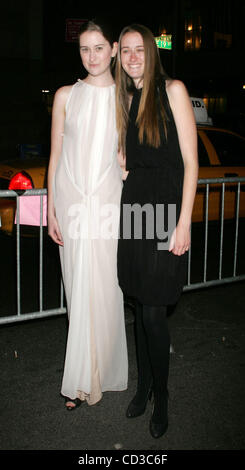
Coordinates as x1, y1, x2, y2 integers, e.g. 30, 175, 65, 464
64, 397, 82, 411
126, 387, 153, 418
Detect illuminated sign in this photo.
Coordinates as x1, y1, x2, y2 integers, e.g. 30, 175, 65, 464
155, 35, 172, 50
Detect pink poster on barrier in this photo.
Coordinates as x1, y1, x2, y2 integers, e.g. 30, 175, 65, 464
15, 195, 47, 226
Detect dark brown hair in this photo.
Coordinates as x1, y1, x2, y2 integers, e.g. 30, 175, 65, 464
78, 19, 115, 47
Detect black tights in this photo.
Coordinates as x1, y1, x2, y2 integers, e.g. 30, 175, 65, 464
134, 300, 170, 421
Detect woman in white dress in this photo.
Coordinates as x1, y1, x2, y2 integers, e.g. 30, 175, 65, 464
47, 20, 128, 410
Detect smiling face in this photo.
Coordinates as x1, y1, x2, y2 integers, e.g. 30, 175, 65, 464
120, 31, 145, 87
79, 30, 117, 80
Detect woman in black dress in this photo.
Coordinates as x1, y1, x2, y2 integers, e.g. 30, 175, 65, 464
115, 24, 198, 438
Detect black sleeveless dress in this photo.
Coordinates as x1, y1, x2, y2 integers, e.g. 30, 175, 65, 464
117, 82, 188, 306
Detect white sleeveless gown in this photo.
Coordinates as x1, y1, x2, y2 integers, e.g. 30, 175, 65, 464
53, 80, 128, 405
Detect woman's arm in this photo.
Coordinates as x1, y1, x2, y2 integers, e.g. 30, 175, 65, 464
166, 79, 199, 256
47, 85, 72, 245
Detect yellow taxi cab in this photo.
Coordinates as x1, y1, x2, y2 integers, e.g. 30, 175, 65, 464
0, 157, 48, 234
191, 97, 245, 222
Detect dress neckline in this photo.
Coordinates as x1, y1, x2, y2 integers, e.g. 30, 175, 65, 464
78, 79, 115, 89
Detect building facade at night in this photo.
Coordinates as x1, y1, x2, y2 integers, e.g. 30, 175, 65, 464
1, 0, 244, 159
159, 0, 245, 133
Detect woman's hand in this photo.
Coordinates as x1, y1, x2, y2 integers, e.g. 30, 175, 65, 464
48, 214, 64, 246
117, 149, 129, 180
169, 223, 190, 256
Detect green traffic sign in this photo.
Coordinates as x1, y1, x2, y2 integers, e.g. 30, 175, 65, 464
155, 35, 172, 50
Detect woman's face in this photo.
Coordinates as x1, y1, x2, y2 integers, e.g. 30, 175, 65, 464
120, 31, 145, 87
79, 30, 117, 78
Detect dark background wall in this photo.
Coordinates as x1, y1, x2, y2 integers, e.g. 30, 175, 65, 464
0, 0, 244, 160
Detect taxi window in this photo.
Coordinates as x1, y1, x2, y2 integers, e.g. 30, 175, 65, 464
205, 130, 245, 166
198, 134, 210, 167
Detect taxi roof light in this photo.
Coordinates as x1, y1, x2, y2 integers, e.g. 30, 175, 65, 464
190, 97, 213, 126
8, 171, 34, 190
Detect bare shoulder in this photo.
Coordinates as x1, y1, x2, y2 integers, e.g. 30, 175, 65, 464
165, 79, 196, 131
52, 85, 74, 116
54, 85, 73, 103
165, 79, 189, 101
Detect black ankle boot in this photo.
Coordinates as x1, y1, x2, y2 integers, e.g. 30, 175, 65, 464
126, 387, 153, 418
149, 393, 168, 438
149, 415, 168, 438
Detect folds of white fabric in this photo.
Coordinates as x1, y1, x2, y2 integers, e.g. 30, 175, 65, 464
53, 81, 128, 404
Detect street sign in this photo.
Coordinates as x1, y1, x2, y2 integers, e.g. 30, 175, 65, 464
155, 35, 172, 50
65, 19, 88, 42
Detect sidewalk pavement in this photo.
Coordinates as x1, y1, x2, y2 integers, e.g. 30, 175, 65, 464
0, 282, 245, 452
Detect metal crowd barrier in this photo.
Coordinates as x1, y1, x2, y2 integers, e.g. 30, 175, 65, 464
0, 188, 66, 325
0, 176, 245, 325
184, 176, 245, 291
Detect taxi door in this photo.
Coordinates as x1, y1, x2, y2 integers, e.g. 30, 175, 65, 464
192, 127, 245, 222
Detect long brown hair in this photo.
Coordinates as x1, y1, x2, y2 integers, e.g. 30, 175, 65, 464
115, 24, 168, 153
